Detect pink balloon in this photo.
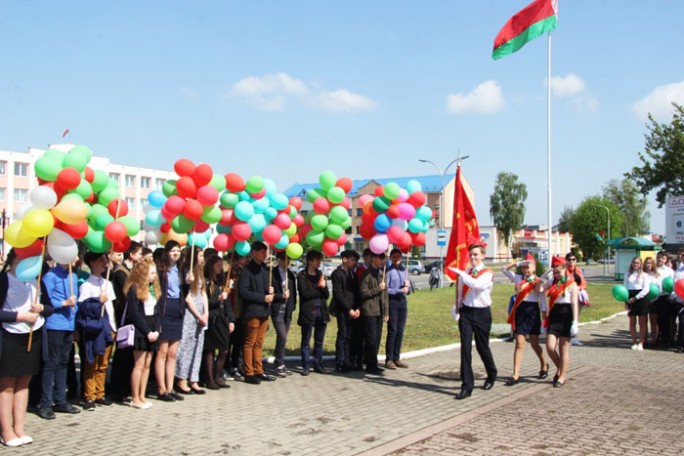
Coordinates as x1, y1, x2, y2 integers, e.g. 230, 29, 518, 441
369, 233, 389, 254
358, 194, 373, 207
160, 206, 174, 221
289, 196, 303, 210
339, 197, 351, 210
396, 189, 409, 202
251, 189, 266, 199
165, 195, 186, 217
387, 225, 405, 244
335, 232, 347, 246
274, 213, 291, 230
313, 198, 330, 214
293, 214, 305, 227
194, 221, 210, 233
232, 222, 252, 242
219, 209, 234, 226
322, 238, 339, 256
262, 225, 282, 245
397, 202, 416, 221
196, 185, 219, 206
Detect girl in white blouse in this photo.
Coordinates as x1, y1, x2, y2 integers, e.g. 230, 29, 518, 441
624, 257, 649, 351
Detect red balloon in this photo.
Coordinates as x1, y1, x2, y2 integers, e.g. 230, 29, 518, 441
289, 196, 303, 210
113, 237, 132, 253
250, 189, 266, 199
176, 176, 197, 199
411, 232, 427, 246
194, 220, 210, 233
335, 232, 347, 246
84, 167, 94, 183
104, 221, 128, 243
160, 223, 171, 234
108, 199, 129, 218
396, 232, 412, 250
373, 186, 384, 197
289, 233, 300, 243
386, 204, 400, 219
53, 182, 67, 200
165, 195, 186, 217
408, 191, 427, 208
293, 214, 305, 227
174, 158, 195, 177
299, 224, 312, 240
232, 222, 252, 242
313, 198, 330, 214
183, 199, 204, 220
196, 185, 219, 206
213, 233, 234, 252
339, 197, 351, 210
359, 222, 376, 240
262, 225, 282, 245
85, 193, 96, 204
15, 239, 44, 260
57, 168, 81, 190
192, 164, 213, 187
322, 239, 339, 256
219, 209, 234, 226
675, 279, 684, 300
160, 206, 174, 221
274, 213, 292, 230
225, 173, 245, 192
336, 177, 353, 193
56, 220, 89, 239
387, 225, 405, 243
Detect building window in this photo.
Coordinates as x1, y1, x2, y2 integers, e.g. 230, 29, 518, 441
0, 187, 5, 200
155, 178, 165, 189
14, 162, 28, 177
125, 197, 136, 211
141, 177, 151, 189
356, 208, 362, 217
355, 226, 360, 234
13, 189, 27, 201
125, 175, 136, 188
109, 173, 120, 184
0, 161, 6, 175
140, 198, 148, 209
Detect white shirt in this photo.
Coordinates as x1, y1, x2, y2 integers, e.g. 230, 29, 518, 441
541, 277, 576, 305
455, 265, 493, 309
3, 273, 45, 334
624, 271, 649, 300
501, 268, 547, 310
78, 275, 117, 331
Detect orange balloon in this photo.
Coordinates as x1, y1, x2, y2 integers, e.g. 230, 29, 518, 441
51, 198, 88, 224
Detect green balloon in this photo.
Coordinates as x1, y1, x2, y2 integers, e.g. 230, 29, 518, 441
62, 193, 84, 203
201, 206, 222, 224
339, 216, 352, 230
43, 148, 66, 160
162, 179, 177, 198
286, 243, 303, 260
220, 192, 239, 209
311, 214, 329, 231
662, 277, 674, 293
118, 215, 140, 236
245, 176, 264, 194
319, 171, 337, 191
306, 229, 325, 247
62, 145, 91, 172
329, 206, 349, 225
611, 284, 629, 302
94, 213, 115, 231
327, 186, 345, 204
91, 170, 109, 193
97, 185, 119, 206
172, 215, 194, 234
646, 283, 660, 301
373, 196, 391, 213
210, 174, 227, 191
35, 156, 62, 182
73, 179, 93, 199
306, 188, 325, 204
85, 228, 112, 253
284, 222, 297, 237
384, 182, 401, 200
325, 224, 343, 240
89, 204, 109, 223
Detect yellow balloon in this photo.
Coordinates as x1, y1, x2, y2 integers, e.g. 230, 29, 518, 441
5, 221, 37, 248
22, 209, 55, 238
51, 198, 88, 225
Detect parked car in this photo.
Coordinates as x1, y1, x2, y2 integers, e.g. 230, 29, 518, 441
407, 259, 424, 276
423, 260, 443, 273
322, 262, 336, 279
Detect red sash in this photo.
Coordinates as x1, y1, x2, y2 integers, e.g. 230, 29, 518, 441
461, 268, 493, 305
507, 278, 540, 331
543, 277, 574, 327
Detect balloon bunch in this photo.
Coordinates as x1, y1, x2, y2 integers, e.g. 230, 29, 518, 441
358, 179, 433, 254
299, 171, 352, 257
213, 173, 304, 259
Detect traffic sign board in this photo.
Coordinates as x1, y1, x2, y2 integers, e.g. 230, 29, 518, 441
437, 229, 447, 246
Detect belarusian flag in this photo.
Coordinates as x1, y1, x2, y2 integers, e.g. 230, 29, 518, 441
492, 0, 558, 60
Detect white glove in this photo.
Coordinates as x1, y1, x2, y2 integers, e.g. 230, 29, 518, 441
448, 267, 463, 277
516, 260, 533, 267
540, 325, 547, 336
570, 320, 579, 337
451, 305, 460, 322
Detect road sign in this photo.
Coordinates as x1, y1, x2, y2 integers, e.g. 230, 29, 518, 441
437, 229, 447, 246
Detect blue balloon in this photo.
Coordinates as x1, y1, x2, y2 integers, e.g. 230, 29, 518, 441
406, 180, 422, 194
374, 214, 391, 233
145, 210, 164, 228
253, 198, 270, 214
147, 190, 166, 208
234, 201, 255, 222
274, 234, 289, 249
16, 255, 43, 282
235, 241, 251, 256
391, 219, 407, 230
270, 193, 289, 211
248, 213, 267, 234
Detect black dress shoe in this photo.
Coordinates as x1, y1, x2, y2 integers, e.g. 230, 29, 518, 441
538, 369, 549, 379
301, 368, 310, 376
170, 391, 185, 401
335, 366, 350, 373
191, 388, 206, 395
365, 367, 384, 375
552, 374, 559, 386
455, 389, 472, 400
259, 373, 277, 382
54, 403, 81, 414
157, 393, 175, 402
37, 407, 56, 420
313, 366, 328, 374
483, 379, 495, 390
205, 384, 221, 390
505, 377, 520, 386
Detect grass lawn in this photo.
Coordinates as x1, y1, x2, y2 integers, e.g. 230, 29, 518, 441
263, 282, 624, 358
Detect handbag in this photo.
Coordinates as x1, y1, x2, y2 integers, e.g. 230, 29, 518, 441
115, 300, 135, 349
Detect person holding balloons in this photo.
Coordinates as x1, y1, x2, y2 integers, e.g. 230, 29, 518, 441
624, 256, 650, 351
297, 250, 330, 375
203, 254, 234, 389
0, 249, 52, 446
644, 255, 666, 348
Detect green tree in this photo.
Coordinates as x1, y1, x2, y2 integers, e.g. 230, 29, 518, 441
629, 103, 684, 206
568, 196, 623, 260
557, 206, 575, 233
489, 172, 527, 251
602, 178, 650, 236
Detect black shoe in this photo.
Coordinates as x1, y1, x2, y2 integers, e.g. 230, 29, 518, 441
553, 379, 564, 388
37, 407, 56, 420
205, 383, 221, 390
455, 389, 472, 400
538, 369, 549, 379
244, 375, 262, 384
301, 368, 310, 377
83, 400, 96, 411
483, 379, 495, 390
313, 366, 328, 374
335, 366, 350, 373
170, 391, 185, 401
54, 403, 81, 414
259, 373, 276, 382
191, 388, 206, 395
95, 398, 113, 407
350, 364, 364, 371
157, 393, 175, 402
552, 374, 559, 386
276, 366, 293, 377
365, 367, 384, 375
505, 377, 520, 386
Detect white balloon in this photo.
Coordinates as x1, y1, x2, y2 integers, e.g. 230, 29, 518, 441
14, 203, 34, 221
30, 186, 58, 210
47, 228, 78, 264
145, 229, 162, 245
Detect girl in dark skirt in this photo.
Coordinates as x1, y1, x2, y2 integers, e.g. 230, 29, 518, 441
0, 249, 53, 446
540, 256, 578, 388
124, 259, 161, 409
203, 255, 234, 389
501, 256, 549, 386
624, 256, 649, 351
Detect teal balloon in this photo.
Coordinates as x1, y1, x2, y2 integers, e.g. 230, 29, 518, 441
145, 210, 164, 228
330, 206, 349, 225
318, 171, 336, 191
162, 180, 177, 198
662, 277, 674, 293
91, 170, 109, 193
646, 283, 660, 301
306, 188, 325, 204
263, 178, 278, 196
235, 241, 251, 256
327, 186, 345, 204
16, 255, 43, 282
94, 213, 114, 231
220, 192, 239, 209
408, 218, 423, 233
85, 228, 111, 253
234, 201, 255, 221
270, 193, 289, 211
311, 214, 329, 231
373, 196, 391, 213
73, 179, 93, 199
253, 198, 270, 214
264, 207, 278, 222
209, 173, 226, 191
171, 215, 194, 234
406, 180, 422, 194
274, 234, 289, 249
611, 284, 629, 302
245, 176, 264, 194
201, 206, 222, 224
325, 224, 343, 240
118, 215, 140, 236
415, 206, 433, 222
383, 182, 401, 200
216, 224, 231, 234
238, 191, 251, 201
188, 233, 207, 249
248, 214, 267, 234
34, 156, 62, 182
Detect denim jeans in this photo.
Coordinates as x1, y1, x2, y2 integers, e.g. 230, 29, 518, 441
300, 319, 327, 369
271, 307, 291, 368
41, 330, 74, 409
386, 297, 408, 362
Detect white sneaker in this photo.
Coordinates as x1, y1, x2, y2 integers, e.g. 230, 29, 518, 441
571, 338, 584, 346
636, 343, 644, 351
631, 344, 638, 350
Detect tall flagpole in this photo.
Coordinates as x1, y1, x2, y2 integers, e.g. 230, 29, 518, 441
546, 31, 553, 263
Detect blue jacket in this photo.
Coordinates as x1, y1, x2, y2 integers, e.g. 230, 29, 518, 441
41, 265, 79, 331
76, 297, 113, 364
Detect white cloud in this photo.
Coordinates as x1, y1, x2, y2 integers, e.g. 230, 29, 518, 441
632, 81, 684, 120
227, 72, 376, 113
570, 94, 599, 113
548, 73, 585, 97
446, 80, 504, 115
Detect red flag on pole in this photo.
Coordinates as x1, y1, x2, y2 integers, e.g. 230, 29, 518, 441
62, 128, 70, 138
444, 165, 480, 280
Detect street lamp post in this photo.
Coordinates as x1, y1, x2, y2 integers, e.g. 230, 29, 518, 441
419, 155, 468, 287
591, 203, 611, 280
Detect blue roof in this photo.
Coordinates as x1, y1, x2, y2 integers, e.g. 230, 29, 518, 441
283, 174, 445, 198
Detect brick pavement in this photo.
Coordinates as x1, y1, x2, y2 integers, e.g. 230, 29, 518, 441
13, 313, 683, 455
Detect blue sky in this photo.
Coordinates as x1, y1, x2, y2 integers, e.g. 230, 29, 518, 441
2, 1, 683, 234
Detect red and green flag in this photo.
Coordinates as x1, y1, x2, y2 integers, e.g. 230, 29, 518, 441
492, 0, 558, 60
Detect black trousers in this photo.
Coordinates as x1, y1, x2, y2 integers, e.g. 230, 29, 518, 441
349, 316, 365, 368
335, 312, 352, 368
363, 315, 383, 370
109, 346, 134, 400
458, 306, 497, 391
